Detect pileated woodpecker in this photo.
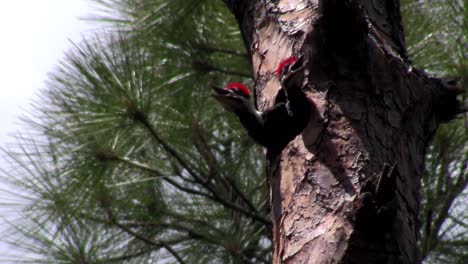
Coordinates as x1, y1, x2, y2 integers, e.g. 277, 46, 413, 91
211, 56, 311, 154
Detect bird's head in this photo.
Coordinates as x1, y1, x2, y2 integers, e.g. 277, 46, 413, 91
223, 82, 251, 98
277, 56, 298, 78
276, 56, 306, 84
276, 55, 308, 90
211, 82, 253, 113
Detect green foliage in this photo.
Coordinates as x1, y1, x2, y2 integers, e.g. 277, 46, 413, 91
422, 122, 468, 264
0, 0, 466, 263
402, 0, 466, 76
1, 0, 268, 263
402, 0, 467, 263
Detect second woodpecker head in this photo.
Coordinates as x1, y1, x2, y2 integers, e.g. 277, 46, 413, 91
276, 55, 306, 89
211, 82, 254, 113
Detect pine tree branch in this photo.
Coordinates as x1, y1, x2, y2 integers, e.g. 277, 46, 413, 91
122, 97, 198, 182
138, 222, 221, 244
164, 210, 225, 235
134, 115, 270, 225
118, 225, 187, 264
212, 67, 251, 78
196, 43, 248, 58
210, 196, 271, 229
140, 119, 202, 181
125, 103, 214, 188
84, 213, 267, 263
224, 176, 262, 214
424, 153, 468, 258
85, 207, 188, 263
103, 206, 187, 264
117, 156, 213, 198
105, 248, 155, 262
122, 221, 264, 264
118, 155, 272, 226
192, 118, 262, 216
192, 60, 250, 77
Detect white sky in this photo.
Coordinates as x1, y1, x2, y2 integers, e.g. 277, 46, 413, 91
0, 0, 95, 260
0, 0, 94, 146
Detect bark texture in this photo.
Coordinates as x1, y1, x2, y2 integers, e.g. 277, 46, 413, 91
225, 0, 462, 263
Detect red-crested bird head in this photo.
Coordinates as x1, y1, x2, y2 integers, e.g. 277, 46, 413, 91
211, 82, 254, 114
276, 56, 298, 77
225, 82, 251, 98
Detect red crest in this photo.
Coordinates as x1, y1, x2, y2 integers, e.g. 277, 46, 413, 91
225, 82, 251, 97
276, 56, 298, 77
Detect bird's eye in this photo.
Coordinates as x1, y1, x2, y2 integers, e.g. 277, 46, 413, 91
281, 66, 291, 78
233, 88, 250, 98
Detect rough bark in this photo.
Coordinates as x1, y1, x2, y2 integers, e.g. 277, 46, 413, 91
225, 0, 462, 263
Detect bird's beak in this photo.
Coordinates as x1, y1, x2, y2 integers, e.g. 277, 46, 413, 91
209, 84, 232, 98
290, 55, 306, 73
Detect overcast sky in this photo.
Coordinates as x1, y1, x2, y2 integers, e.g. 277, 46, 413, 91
0, 0, 95, 260
0, 0, 94, 146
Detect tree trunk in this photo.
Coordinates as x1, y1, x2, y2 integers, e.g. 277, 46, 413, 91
225, 0, 461, 263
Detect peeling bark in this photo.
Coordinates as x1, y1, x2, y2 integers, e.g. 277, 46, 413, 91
225, 0, 462, 263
